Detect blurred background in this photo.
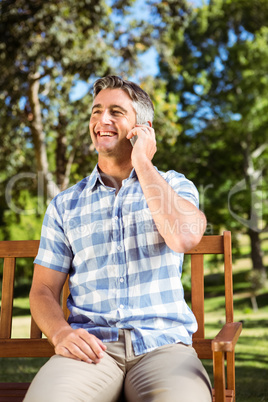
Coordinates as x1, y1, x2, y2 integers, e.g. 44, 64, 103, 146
0, 0, 267, 400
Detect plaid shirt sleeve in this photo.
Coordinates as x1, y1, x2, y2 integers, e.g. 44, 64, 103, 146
161, 169, 199, 208
34, 199, 72, 273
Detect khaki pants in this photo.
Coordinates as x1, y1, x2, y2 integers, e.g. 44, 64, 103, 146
24, 330, 212, 402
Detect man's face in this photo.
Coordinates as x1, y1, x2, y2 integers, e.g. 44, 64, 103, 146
89, 88, 136, 156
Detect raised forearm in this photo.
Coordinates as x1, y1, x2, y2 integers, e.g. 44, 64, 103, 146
134, 158, 206, 252
128, 124, 206, 252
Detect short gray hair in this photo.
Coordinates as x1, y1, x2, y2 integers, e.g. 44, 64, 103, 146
93, 75, 154, 124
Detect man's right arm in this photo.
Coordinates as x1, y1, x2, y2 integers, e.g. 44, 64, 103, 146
29, 264, 106, 364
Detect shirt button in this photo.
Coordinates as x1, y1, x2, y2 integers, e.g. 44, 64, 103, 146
120, 304, 124, 309
114, 216, 118, 221
120, 277, 124, 283
117, 245, 122, 251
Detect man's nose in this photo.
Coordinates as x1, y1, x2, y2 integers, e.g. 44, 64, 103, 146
99, 110, 112, 124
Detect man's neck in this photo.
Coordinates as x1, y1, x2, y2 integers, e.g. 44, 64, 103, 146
97, 157, 133, 192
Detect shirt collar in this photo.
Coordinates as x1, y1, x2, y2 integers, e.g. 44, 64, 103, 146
86, 165, 100, 191
129, 168, 137, 179
87, 164, 137, 192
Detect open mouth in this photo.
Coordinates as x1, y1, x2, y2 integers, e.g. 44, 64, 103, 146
97, 131, 117, 137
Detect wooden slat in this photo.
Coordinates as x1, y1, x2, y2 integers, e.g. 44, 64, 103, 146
0, 339, 54, 357
0, 397, 26, 402
212, 322, 242, 353
226, 351, 235, 397
0, 387, 29, 396
191, 254, 205, 339
223, 231, 234, 323
212, 389, 234, 402
186, 235, 224, 255
62, 278, 70, 321
0, 241, 39, 258
0, 258, 16, 339
0, 383, 30, 391
192, 338, 212, 359
213, 350, 226, 402
0, 383, 30, 402
30, 316, 42, 339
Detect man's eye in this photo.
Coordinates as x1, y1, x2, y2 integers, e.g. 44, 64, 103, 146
112, 110, 123, 115
93, 110, 101, 114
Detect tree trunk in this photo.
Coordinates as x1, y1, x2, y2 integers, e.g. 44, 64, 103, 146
28, 72, 60, 200
56, 112, 68, 190
248, 229, 266, 278
242, 138, 266, 279
55, 112, 79, 192
250, 295, 258, 312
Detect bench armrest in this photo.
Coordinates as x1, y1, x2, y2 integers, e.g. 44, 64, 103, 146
212, 322, 242, 353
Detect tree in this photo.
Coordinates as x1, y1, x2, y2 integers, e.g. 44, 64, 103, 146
152, 0, 268, 275
0, 0, 153, 239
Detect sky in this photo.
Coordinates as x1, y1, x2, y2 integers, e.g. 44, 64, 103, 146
70, 0, 205, 101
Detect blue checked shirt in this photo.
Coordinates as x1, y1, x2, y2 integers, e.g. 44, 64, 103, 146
34, 165, 199, 356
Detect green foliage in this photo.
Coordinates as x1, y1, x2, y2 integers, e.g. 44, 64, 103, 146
0, 0, 152, 243
153, 0, 268, 272
0, 192, 44, 241
1, 0, 267, 275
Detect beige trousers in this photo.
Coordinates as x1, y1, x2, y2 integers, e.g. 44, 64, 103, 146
24, 330, 212, 402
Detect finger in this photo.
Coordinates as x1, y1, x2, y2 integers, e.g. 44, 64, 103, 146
55, 330, 105, 363
71, 342, 103, 363
78, 330, 107, 360
96, 336, 107, 351
127, 127, 150, 142
136, 125, 155, 140
126, 127, 140, 139
135, 124, 150, 133
58, 338, 103, 364
55, 343, 94, 364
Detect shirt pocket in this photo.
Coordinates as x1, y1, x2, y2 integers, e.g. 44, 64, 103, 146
139, 209, 165, 256
123, 198, 165, 257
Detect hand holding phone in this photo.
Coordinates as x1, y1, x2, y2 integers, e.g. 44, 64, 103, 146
130, 122, 150, 147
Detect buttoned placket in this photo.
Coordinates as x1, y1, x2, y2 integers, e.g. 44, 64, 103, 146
111, 183, 129, 314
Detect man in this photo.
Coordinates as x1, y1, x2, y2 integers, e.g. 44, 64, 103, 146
25, 76, 212, 402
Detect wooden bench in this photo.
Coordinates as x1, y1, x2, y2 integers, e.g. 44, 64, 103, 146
0, 231, 242, 402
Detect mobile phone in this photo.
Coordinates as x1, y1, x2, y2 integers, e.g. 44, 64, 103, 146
130, 135, 138, 147
130, 122, 150, 147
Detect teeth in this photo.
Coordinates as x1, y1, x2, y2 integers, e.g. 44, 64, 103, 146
99, 132, 116, 137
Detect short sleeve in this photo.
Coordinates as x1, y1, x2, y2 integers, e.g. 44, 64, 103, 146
165, 170, 199, 209
34, 199, 72, 273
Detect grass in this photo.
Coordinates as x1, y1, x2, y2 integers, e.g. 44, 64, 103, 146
0, 236, 268, 401
203, 307, 268, 402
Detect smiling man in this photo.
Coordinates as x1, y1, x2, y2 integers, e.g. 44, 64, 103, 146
24, 76, 212, 402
